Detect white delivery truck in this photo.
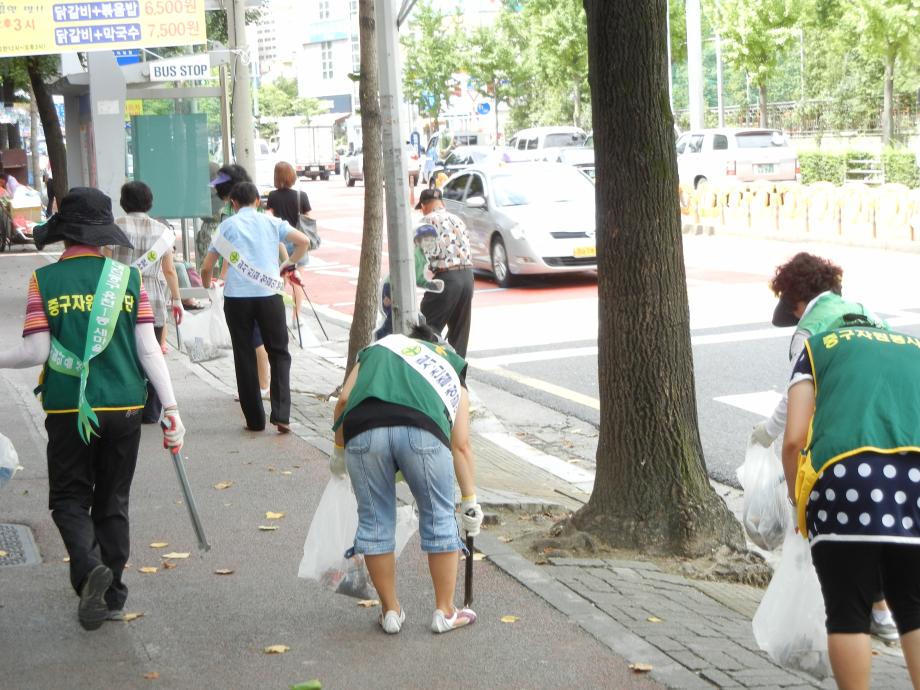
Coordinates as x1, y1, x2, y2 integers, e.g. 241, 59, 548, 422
293, 125, 336, 180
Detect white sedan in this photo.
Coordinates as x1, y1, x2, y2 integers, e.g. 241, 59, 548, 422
439, 162, 597, 287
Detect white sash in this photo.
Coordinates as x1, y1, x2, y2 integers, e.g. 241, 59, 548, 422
212, 232, 286, 293
377, 334, 462, 424
132, 225, 176, 276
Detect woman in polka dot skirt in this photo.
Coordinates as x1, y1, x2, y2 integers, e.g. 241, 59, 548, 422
785, 322, 920, 689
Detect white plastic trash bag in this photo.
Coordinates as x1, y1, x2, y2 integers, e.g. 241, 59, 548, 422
737, 442, 788, 550
752, 520, 832, 679
0, 433, 20, 489
298, 475, 419, 599
178, 288, 232, 362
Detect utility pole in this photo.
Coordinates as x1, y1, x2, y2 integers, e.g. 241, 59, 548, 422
228, 0, 256, 179
376, 0, 418, 335
686, 0, 705, 129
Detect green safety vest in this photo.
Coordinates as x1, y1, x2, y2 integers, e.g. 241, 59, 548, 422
35, 254, 147, 416
335, 338, 467, 442
794, 326, 920, 534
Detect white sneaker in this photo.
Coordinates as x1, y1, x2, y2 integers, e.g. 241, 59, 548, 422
431, 607, 477, 633
379, 608, 405, 634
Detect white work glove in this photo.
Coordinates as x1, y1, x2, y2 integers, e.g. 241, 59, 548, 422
423, 278, 445, 293
750, 421, 775, 448
161, 406, 185, 451
330, 444, 347, 478
459, 496, 484, 537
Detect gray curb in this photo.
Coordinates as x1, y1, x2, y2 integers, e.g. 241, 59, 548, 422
475, 532, 712, 689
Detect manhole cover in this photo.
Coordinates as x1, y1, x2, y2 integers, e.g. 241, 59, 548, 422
0, 523, 41, 567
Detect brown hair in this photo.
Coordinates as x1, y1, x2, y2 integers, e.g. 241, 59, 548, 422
274, 161, 297, 189
769, 252, 843, 305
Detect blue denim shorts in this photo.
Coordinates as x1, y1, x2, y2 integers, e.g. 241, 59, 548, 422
345, 426, 463, 554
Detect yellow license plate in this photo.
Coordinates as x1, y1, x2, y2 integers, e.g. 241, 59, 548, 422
573, 246, 596, 258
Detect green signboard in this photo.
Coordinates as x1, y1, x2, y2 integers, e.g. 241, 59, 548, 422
131, 114, 210, 218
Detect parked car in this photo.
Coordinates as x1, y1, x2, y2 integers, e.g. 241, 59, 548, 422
428, 146, 516, 187
557, 147, 595, 180
439, 161, 597, 287
507, 126, 587, 162
341, 144, 421, 187
422, 131, 481, 183
676, 128, 799, 188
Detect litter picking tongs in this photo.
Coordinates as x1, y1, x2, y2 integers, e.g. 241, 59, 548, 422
162, 433, 211, 552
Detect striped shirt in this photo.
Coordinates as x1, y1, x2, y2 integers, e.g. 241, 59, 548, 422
23, 246, 154, 336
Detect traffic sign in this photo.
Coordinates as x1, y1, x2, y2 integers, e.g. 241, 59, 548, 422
114, 49, 140, 66
477, 102, 491, 116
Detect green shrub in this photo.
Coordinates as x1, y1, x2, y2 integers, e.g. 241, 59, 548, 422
799, 151, 847, 185
881, 148, 920, 188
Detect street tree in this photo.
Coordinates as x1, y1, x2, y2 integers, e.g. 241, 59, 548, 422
462, 5, 529, 145
710, 0, 800, 127
841, 0, 920, 144
576, 0, 744, 556
400, 1, 463, 129
257, 77, 328, 121
522, 0, 590, 128
344, 0, 386, 376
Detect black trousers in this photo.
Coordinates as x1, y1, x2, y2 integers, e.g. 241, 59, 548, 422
420, 268, 474, 357
46, 410, 142, 610
141, 325, 164, 423
224, 294, 291, 430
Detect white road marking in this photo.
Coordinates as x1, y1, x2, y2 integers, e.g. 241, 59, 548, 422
713, 390, 783, 417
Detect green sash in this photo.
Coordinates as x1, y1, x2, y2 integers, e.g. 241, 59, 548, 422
46, 258, 131, 443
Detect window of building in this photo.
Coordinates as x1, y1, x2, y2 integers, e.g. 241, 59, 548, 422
318, 0, 330, 20
321, 41, 334, 80
350, 0, 358, 16
351, 34, 360, 73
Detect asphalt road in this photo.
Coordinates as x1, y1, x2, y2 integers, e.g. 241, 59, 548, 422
0, 247, 658, 689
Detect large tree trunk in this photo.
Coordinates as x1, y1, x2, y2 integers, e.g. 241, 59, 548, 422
882, 55, 894, 146
27, 57, 67, 198
344, 0, 385, 377
758, 83, 768, 128
576, 0, 743, 557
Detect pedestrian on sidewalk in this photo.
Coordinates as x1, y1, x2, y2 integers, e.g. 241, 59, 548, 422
200, 181, 310, 433
332, 324, 484, 635
107, 181, 184, 422
0, 187, 184, 630
751, 252, 897, 641
265, 161, 314, 329
416, 188, 474, 357
784, 322, 920, 688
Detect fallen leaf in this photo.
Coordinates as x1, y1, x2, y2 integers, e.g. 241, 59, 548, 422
265, 511, 285, 520
213, 480, 233, 490
149, 542, 169, 549
138, 566, 158, 574
263, 644, 290, 654
0, 550, 7, 558
629, 663, 654, 673
162, 561, 177, 570
63, 556, 70, 563
872, 650, 881, 657
161, 552, 190, 559
258, 525, 279, 531
472, 553, 485, 561
281, 471, 293, 476
647, 616, 663, 623
500, 615, 519, 623
290, 681, 321, 690
357, 599, 379, 608
497, 536, 513, 543
292, 464, 301, 469
124, 612, 144, 622
267, 466, 277, 472
214, 568, 235, 575
143, 671, 160, 680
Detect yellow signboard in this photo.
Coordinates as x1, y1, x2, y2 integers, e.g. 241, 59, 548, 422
0, 1, 206, 58
125, 99, 143, 116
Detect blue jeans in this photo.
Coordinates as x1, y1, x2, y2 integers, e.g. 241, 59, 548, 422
346, 426, 462, 554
